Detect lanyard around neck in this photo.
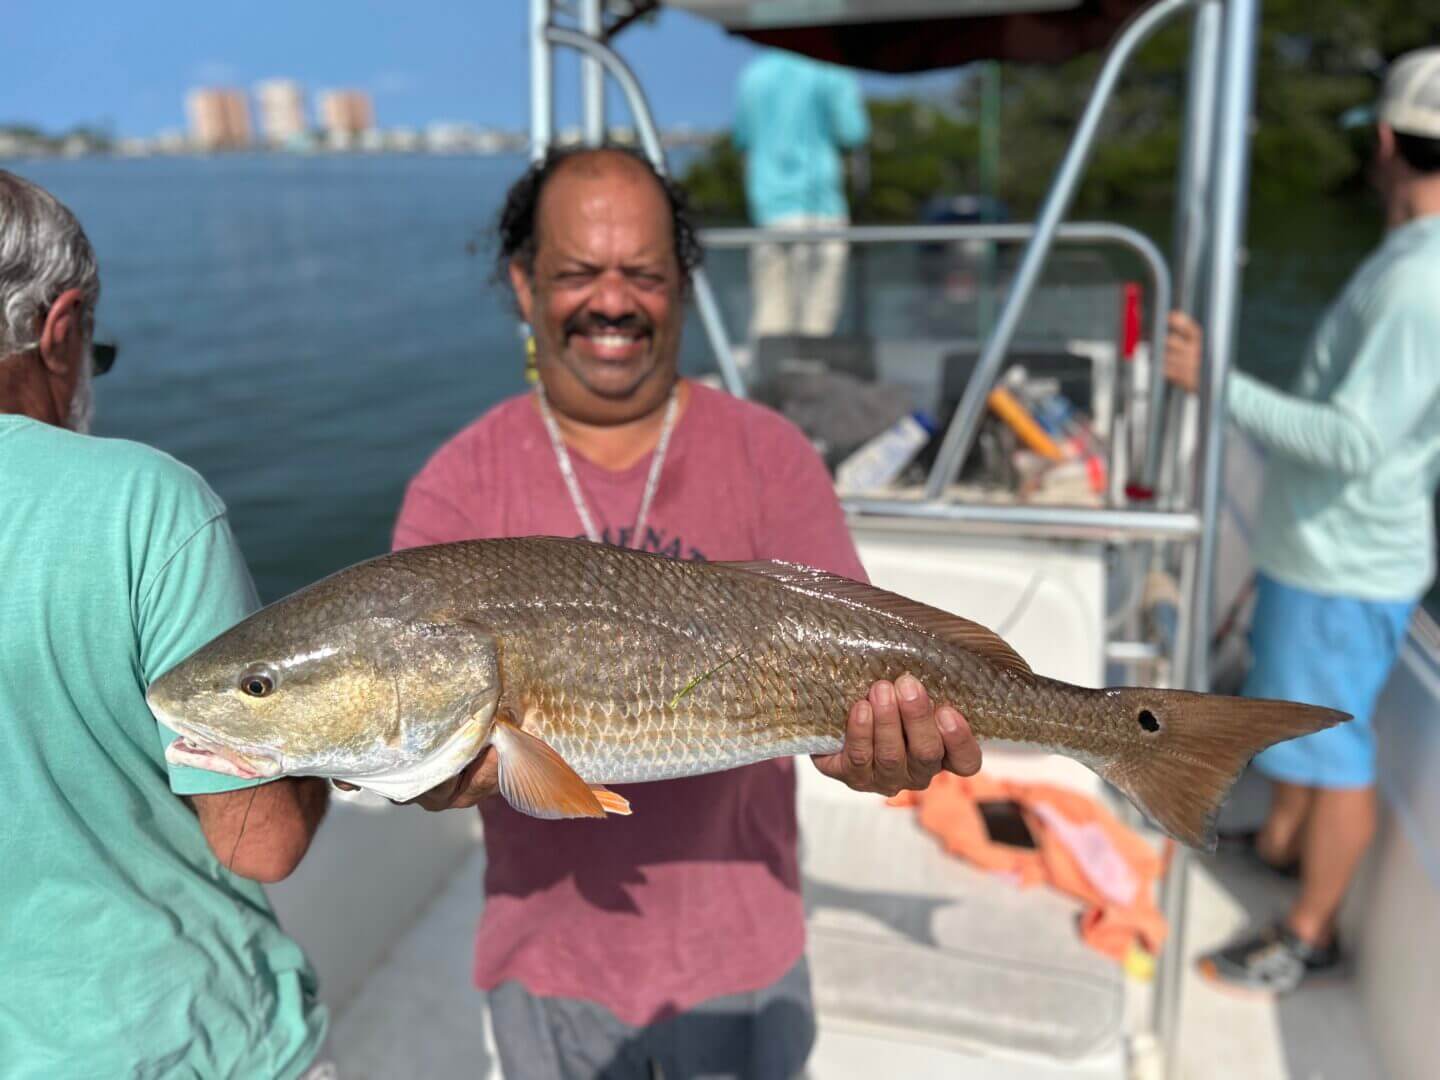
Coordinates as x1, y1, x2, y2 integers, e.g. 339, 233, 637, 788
534, 381, 680, 548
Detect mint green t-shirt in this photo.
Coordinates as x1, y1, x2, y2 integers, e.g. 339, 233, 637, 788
0, 415, 325, 1078
1232, 214, 1440, 601
733, 51, 869, 225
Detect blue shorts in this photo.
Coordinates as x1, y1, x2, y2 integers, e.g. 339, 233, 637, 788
1244, 573, 1413, 789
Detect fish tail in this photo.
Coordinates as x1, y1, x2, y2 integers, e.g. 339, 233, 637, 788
1098, 689, 1347, 851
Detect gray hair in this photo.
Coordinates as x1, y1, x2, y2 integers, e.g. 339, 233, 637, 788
0, 170, 100, 356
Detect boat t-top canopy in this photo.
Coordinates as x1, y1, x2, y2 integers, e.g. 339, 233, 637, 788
659, 0, 1154, 71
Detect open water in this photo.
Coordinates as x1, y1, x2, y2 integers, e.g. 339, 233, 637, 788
10, 154, 1389, 606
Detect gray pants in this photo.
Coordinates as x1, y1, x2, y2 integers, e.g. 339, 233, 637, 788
487, 958, 816, 1080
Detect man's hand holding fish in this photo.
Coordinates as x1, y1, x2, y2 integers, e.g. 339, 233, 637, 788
811, 673, 979, 796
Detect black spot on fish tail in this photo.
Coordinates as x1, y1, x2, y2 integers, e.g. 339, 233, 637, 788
1100, 689, 1347, 849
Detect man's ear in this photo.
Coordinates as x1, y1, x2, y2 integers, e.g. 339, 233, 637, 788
38, 288, 87, 376
508, 260, 535, 325
1376, 122, 1397, 166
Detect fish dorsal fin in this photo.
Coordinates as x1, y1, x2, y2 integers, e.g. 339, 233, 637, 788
721, 560, 1035, 682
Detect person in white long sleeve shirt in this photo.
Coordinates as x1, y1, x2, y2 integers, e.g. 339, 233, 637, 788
1163, 47, 1440, 994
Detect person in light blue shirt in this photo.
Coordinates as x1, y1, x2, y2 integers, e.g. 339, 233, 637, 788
1164, 47, 1440, 995
0, 170, 333, 1077
734, 49, 870, 339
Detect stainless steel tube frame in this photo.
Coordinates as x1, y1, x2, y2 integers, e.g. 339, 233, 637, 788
1150, 15, 1223, 1056
702, 221, 1168, 257
843, 499, 1201, 542
1146, 0, 1223, 490
543, 29, 668, 190
1189, 0, 1255, 757
923, 0, 1196, 500
580, 0, 606, 145
1158, 1, 1261, 1075
529, 0, 553, 161
702, 222, 1171, 436
542, 26, 748, 397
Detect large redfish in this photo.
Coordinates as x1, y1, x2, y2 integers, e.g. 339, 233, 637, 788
147, 536, 1345, 848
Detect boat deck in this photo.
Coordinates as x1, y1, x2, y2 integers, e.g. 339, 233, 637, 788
319, 768, 1384, 1080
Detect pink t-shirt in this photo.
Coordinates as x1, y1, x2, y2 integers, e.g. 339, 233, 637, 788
392, 382, 866, 1025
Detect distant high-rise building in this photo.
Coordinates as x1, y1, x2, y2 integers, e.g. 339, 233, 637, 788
318, 90, 375, 144
256, 79, 309, 146
186, 88, 252, 150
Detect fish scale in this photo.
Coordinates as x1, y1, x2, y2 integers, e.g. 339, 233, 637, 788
460, 539, 1094, 782
148, 535, 1349, 848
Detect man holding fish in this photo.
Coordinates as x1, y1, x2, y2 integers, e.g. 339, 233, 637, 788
0, 172, 331, 1078
143, 146, 1337, 1078
389, 146, 984, 1079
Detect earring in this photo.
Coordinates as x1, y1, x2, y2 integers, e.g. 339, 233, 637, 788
524, 332, 538, 384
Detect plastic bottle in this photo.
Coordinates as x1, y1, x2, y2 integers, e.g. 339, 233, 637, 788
835, 412, 936, 493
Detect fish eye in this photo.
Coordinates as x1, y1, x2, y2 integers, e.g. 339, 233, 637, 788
239, 668, 276, 698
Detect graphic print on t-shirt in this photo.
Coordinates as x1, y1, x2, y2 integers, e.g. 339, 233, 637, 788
581, 525, 707, 562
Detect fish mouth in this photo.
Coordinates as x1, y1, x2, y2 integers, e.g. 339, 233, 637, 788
147, 687, 282, 781
164, 735, 279, 781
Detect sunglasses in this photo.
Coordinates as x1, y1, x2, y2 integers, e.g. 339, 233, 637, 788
91, 340, 118, 376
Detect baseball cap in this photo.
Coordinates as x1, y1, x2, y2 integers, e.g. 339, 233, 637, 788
1342, 46, 1440, 137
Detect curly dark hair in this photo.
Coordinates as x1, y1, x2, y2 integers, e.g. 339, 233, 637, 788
494, 145, 703, 293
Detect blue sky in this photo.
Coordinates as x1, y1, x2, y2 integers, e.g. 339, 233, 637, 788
0, 2, 956, 138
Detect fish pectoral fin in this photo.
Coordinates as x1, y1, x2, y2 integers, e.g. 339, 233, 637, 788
490, 718, 630, 820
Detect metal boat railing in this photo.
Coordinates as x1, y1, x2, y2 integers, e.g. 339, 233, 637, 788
701, 220, 1173, 486
531, 1, 1261, 1073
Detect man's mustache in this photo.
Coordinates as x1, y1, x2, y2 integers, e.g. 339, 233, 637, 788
563, 312, 653, 338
